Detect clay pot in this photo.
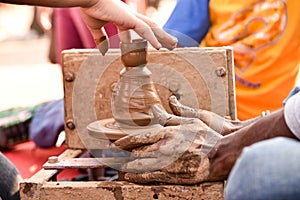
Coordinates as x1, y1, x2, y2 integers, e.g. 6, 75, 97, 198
120, 39, 148, 67
112, 39, 162, 127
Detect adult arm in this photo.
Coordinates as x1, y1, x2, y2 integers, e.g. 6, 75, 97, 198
208, 93, 300, 180
1, 0, 178, 50
1, 0, 93, 7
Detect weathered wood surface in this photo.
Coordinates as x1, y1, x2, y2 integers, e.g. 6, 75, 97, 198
20, 47, 234, 200
43, 157, 130, 170
20, 149, 84, 200
62, 47, 236, 149
21, 149, 224, 200
38, 181, 223, 200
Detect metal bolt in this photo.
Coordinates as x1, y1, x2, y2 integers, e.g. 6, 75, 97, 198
216, 67, 226, 77
110, 82, 117, 91
64, 72, 75, 82
48, 156, 58, 164
66, 120, 75, 130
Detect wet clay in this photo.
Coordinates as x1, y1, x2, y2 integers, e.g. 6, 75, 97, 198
112, 40, 163, 126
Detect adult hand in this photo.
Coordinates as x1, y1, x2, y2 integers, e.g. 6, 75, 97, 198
111, 117, 222, 184
2, 0, 177, 52
80, 0, 178, 51
169, 95, 259, 135
207, 108, 297, 181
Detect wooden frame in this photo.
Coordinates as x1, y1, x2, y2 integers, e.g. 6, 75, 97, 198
20, 47, 235, 200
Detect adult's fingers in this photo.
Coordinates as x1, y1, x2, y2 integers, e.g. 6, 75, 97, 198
80, 10, 110, 55
105, 0, 163, 49
94, 35, 109, 56
129, 125, 201, 158
164, 115, 201, 126
136, 13, 178, 50
118, 30, 131, 44
169, 95, 198, 118
130, 141, 164, 158
169, 96, 231, 136
151, 104, 197, 126
130, 22, 162, 49
122, 157, 172, 173
111, 125, 165, 150
80, 9, 107, 40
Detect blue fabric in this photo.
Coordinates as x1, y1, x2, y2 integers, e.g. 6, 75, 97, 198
29, 99, 64, 148
163, 0, 210, 47
225, 137, 300, 200
283, 86, 300, 105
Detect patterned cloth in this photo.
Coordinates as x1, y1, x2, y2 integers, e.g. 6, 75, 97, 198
0, 106, 37, 149
0, 99, 64, 149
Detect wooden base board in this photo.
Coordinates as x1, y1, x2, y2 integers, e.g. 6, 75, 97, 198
20, 149, 224, 200
32, 181, 223, 200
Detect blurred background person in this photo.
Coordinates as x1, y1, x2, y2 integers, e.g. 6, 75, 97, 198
164, 0, 300, 120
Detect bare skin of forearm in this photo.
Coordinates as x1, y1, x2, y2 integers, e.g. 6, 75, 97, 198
208, 108, 297, 181
0, 0, 97, 8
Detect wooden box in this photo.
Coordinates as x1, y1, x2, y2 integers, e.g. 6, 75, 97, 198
20, 47, 235, 200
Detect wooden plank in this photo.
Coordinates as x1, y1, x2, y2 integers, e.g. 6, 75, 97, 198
20, 149, 84, 200
225, 47, 237, 120
39, 181, 224, 200
43, 157, 131, 170
21, 149, 224, 200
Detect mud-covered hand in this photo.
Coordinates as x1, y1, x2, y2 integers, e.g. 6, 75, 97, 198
111, 118, 222, 184
169, 95, 259, 135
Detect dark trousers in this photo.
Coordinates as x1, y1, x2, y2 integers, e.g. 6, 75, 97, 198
0, 152, 21, 200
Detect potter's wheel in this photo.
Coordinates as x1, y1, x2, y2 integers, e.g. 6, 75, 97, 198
87, 118, 127, 140
87, 118, 163, 141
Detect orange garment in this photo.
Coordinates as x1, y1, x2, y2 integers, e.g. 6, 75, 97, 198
203, 0, 300, 120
